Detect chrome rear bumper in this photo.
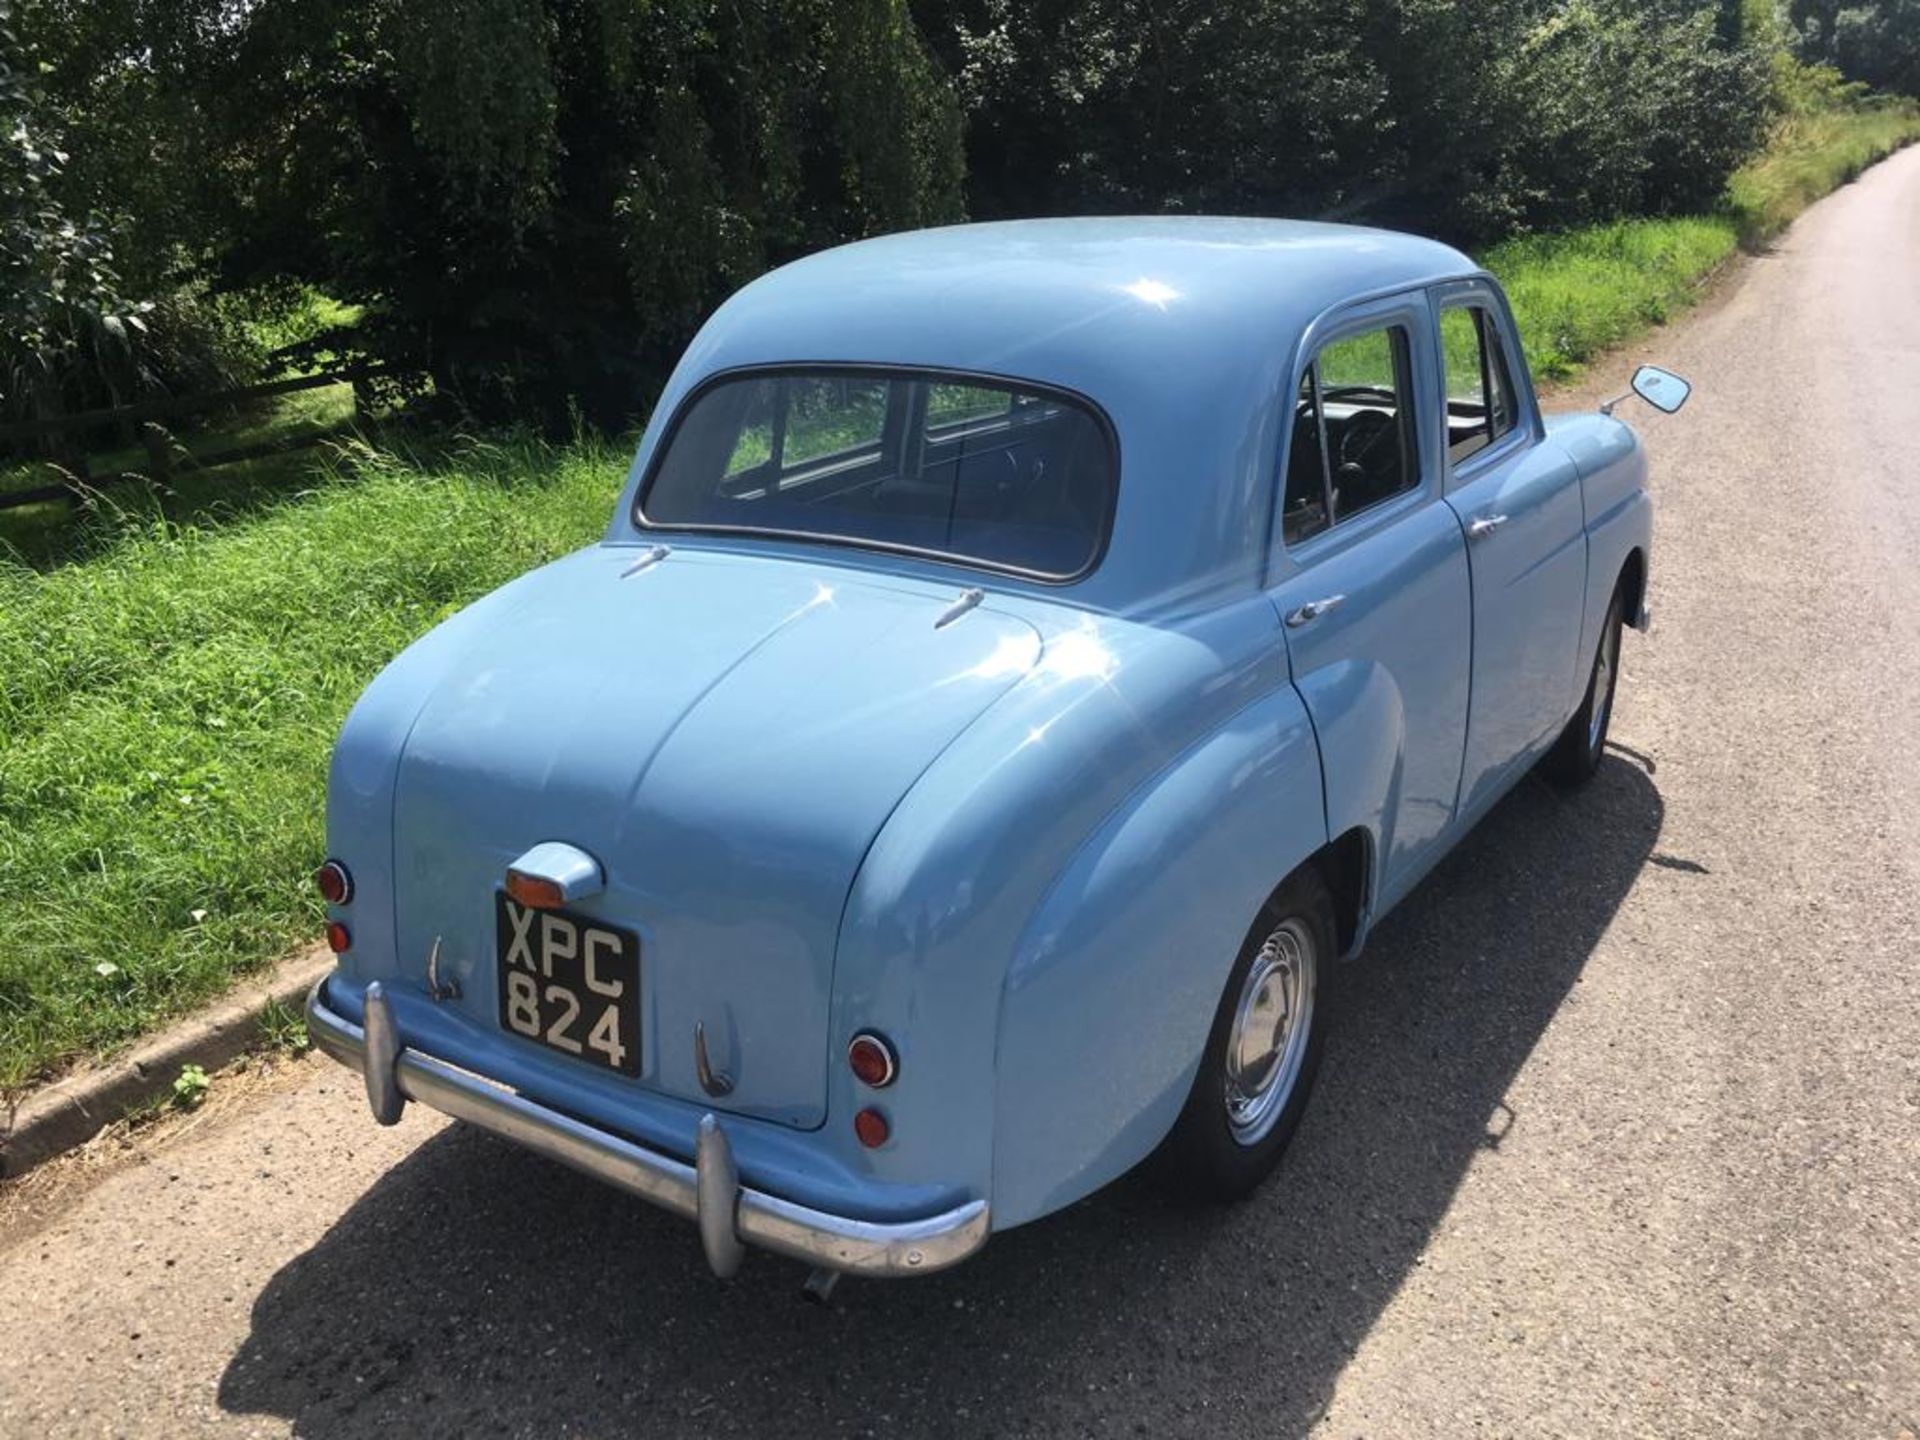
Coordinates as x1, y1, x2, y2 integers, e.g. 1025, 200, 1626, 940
306, 977, 989, 1279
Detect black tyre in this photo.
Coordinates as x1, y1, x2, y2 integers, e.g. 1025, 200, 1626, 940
1160, 866, 1334, 1201
1543, 585, 1625, 790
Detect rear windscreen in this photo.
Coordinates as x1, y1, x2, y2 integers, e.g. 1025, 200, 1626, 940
637, 369, 1116, 580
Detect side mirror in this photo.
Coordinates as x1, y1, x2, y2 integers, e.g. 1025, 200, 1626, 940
1631, 365, 1692, 414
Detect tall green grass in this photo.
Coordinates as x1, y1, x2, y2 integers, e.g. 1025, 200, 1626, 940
0, 439, 620, 1088
1726, 100, 1920, 245
1484, 218, 1741, 382
1483, 100, 1920, 384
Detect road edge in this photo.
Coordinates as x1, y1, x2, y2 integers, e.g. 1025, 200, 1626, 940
0, 948, 333, 1179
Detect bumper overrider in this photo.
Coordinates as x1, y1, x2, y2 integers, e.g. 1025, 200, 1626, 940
306, 977, 990, 1279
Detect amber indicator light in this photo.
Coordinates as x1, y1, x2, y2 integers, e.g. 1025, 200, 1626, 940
504, 869, 566, 910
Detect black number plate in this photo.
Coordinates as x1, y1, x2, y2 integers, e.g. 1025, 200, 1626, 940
495, 893, 641, 1076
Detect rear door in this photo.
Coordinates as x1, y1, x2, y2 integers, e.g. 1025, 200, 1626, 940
1268, 293, 1472, 914
1433, 281, 1589, 818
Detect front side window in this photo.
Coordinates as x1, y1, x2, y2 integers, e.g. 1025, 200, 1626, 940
1281, 323, 1418, 546
642, 369, 1115, 580
1439, 305, 1518, 463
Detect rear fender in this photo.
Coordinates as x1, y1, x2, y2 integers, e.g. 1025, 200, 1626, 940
989, 686, 1326, 1227
830, 597, 1289, 1216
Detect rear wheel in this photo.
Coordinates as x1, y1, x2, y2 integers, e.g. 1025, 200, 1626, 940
1543, 585, 1625, 789
1161, 867, 1333, 1200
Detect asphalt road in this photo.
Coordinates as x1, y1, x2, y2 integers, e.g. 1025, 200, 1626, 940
4, 150, 1918, 1440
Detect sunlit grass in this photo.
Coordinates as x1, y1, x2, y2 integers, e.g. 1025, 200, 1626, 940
1485, 99, 1920, 383
1485, 218, 1740, 382
0, 436, 622, 1088
0, 385, 366, 571
243, 287, 365, 358
1726, 100, 1920, 245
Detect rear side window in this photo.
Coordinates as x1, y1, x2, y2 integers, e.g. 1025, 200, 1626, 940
1281, 323, 1418, 546
642, 369, 1115, 580
1440, 305, 1518, 463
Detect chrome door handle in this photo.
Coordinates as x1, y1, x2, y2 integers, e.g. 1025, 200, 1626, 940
1285, 594, 1346, 628
1467, 513, 1509, 539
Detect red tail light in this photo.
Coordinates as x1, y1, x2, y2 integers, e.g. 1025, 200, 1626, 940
854, 1107, 890, 1149
314, 859, 353, 905
325, 921, 352, 954
847, 1032, 898, 1088
504, 869, 566, 911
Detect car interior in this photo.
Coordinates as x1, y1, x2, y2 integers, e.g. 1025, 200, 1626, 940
645, 374, 1114, 578
1281, 325, 1418, 546
1280, 309, 1523, 548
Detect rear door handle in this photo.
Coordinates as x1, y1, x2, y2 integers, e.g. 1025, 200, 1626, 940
1467, 513, 1509, 539
1285, 595, 1346, 628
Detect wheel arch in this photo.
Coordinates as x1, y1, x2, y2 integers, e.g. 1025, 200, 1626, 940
1315, 825, 1374, 959
987, 684, 1329, 1227
1618, 546, 1649, 631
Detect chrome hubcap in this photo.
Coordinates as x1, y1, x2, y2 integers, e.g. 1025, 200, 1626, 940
1589, 618, 1620, 753
1224, 918, 1318, 1146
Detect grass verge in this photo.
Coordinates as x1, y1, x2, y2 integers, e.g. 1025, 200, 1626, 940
1727, 98, 1920, 246
0, 437, 621, 1089
0, 384, 363, 571
1485, 217, 1741, 382
1484, 98, 1920, 384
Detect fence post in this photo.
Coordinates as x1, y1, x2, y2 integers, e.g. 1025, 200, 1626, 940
352, 371, 373, 430
141, 422, 174, 500
57, 439, 92, 510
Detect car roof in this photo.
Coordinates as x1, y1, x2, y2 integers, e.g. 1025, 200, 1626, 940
614, 218, 1482, 614
679, 217, 1472, 380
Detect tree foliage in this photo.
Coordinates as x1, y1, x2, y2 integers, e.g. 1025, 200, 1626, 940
4, 0, 264, 432
1789, 0, 1920, 94
152, 0, 964, 429
9, 0, 1794, 432
1, 0, 132, 426
915, 0, 1773, 241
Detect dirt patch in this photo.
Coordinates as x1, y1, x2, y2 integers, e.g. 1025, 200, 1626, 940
0, 1046, 322, 1254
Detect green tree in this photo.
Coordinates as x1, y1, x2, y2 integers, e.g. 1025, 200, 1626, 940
190, 0, 966, 429
1790, 0, 1920, 94
914, 0, 1390, 219
915, 0, 1772, 245
0, 0, 139, 430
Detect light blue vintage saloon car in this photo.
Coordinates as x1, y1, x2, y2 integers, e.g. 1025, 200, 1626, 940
307, 218, 1686, 1290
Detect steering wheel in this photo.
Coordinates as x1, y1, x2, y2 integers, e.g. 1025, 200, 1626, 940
1337, 409, 1398, 482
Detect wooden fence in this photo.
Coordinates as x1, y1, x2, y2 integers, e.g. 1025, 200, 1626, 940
0, 366, 385, 512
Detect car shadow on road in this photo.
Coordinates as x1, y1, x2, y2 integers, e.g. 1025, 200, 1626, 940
218, 760, 1662, 1438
